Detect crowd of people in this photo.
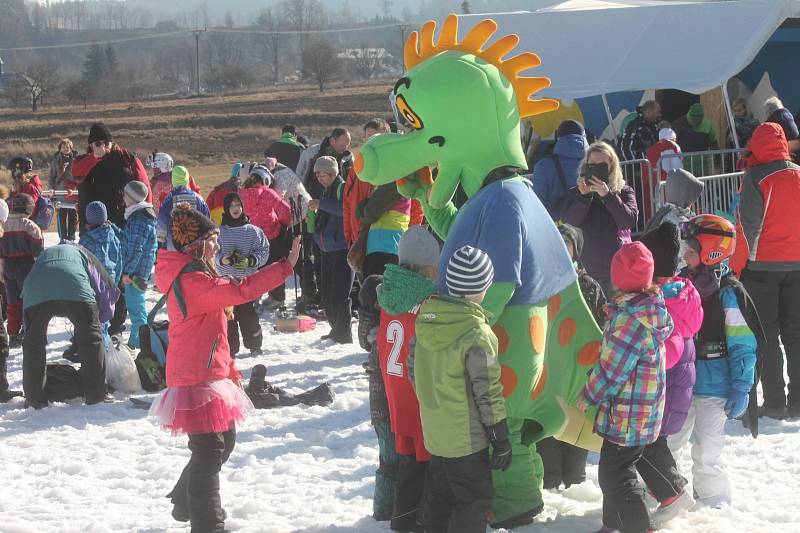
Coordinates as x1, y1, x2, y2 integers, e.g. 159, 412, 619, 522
0, 96, 798, 533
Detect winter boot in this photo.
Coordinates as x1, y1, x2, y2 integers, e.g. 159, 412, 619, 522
652, 489, 694, 527
491, 503, 544, 530
758, 405, 787, 419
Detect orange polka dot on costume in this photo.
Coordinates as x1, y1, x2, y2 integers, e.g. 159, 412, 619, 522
578, 341, 601, 366
548, 294, 561, 322
529, 315, 545, 354
531, 366, 547, 400
558, 318, 577, 347
492, 325, 510, 355
500, 365, 518, 399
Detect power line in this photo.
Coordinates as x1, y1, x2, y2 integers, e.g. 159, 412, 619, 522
0, 30, 187, 52
0, 22, 410, 52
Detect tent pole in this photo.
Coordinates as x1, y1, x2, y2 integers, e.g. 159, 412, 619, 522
721, 81, 740, 149
601, 93, 617, 140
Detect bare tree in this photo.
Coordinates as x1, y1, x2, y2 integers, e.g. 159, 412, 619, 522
24, 58, 62, 107
280, 0, 325, 52
65, 78, 94, 109
256, 8, 284, 83
302, 38, 340, 92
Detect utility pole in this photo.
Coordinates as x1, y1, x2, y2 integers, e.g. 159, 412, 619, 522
191, 28, 206, 96
399, 24, 409, 73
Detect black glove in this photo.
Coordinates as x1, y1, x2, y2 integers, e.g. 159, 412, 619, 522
486, 420, 512, 471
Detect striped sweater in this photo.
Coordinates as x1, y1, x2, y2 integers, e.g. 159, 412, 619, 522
581, 291, 673, 447
355, 183, 411, 256
216, 223, 270, 279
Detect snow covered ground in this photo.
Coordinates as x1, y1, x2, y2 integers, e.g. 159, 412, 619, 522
1, 233, 799, 533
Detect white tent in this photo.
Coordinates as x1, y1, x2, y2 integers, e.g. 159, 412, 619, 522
455, 0, 797, 144
458, 0, 796, 99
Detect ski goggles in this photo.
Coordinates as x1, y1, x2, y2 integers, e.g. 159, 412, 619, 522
679, 221, 735, 241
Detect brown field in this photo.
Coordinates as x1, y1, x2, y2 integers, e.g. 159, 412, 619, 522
1, 80, 393, 192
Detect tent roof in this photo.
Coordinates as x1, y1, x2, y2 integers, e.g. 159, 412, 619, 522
456, 0, 794, 99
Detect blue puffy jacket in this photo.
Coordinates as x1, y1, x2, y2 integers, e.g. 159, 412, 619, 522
313, 177, 347, 253
79, 222, 123, 284
532, 133, 588, 216
122, 206, 158, 281
694, 277, 757, 398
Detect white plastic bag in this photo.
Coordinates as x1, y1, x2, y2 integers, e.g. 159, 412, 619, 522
105, 336, 142, 394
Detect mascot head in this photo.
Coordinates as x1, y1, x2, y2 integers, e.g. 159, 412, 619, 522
355, 14, 558, 208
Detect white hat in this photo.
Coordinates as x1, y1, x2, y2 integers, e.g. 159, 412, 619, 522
0, 198, 8, 223
659, 128, 677, 141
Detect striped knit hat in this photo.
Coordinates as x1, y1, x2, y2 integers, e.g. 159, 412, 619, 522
446, 245, 494, 297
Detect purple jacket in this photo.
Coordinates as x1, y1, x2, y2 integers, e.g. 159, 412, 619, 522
563, 185, 638, 289
660, 278, 703, 436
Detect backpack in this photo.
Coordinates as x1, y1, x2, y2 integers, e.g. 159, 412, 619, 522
135, 261, 206, 391
32, 195, 55, 230
44, 364, 84, 402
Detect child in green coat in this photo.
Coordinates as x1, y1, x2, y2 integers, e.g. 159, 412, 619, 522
410, 245, 511, 533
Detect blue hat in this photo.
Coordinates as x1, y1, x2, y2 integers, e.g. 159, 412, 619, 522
446, 246, 494, 297
85, 201, 107, 225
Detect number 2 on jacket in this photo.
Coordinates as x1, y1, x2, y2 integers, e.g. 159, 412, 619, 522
386, 320, 404, 377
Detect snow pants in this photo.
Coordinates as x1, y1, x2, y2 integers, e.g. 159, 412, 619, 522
740, 268, 800, 409
373, 418, 399, 520
168, 427, 236, 533
419, 449, 493, 533
598, 440, 653, 533
636, 436, 687, 503
0, 303, 9, 392
22, 300, 105, 406
108, 281, 127, 336
4, 256, 35, 336
363, 251, 398, 279
227, 301, 262, 356
392, 454, 428, 531
267, 226, 291, 303
124, 283, 147, 349
667, 396, 730, 507
57, 205, 78, 242
320, 249, 354, 343
538, 436, 588, 490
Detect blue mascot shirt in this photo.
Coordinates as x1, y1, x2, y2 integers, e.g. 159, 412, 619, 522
436, 178, 576, 306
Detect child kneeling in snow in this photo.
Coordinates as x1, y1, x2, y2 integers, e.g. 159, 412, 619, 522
149, 204, 300, 530
577, 242, 673, 533
217, 192, 270, 357
667, 214, 760, 509
410, 246, 512, 533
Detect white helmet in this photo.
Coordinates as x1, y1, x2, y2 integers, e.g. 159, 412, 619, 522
153, 152, 174, 174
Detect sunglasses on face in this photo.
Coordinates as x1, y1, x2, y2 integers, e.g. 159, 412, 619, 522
679, 221, 734, 241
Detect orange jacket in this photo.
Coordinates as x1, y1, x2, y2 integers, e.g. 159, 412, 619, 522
342, 165, 374, 244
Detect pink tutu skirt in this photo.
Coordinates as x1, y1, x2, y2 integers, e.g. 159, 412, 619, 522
149, 379, 253, 435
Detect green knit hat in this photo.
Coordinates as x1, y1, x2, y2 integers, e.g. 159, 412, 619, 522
172, 165, 190, 188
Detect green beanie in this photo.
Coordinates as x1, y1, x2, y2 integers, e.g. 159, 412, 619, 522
172, 165, 190, 188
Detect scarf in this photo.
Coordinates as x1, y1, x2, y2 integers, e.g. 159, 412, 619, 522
377, 264, 437, 316
124, 201, 154, 220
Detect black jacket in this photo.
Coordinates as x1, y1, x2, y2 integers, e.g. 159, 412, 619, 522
620, 110, 658, 161
265, 138, 303, 172
78, 149, 140, 232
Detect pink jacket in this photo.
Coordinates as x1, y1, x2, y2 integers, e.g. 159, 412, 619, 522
663, 277, 703, 369
155, 249, 293, 387
238, 186, 292, 240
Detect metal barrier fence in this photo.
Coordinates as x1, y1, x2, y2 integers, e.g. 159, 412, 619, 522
619, 148, 746, 235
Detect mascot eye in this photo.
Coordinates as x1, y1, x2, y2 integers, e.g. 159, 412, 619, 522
395, 94, 424, 130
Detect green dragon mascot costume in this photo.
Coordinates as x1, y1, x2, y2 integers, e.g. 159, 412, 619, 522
355, 14, 603, 528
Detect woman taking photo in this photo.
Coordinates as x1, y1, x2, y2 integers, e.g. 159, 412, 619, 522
563, 141, 639, 294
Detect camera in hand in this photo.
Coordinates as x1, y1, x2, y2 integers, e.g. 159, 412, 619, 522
584, 162, 610, 183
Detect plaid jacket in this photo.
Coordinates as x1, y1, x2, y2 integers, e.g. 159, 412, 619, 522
581, 291, 673, 447
122, 206, 157, 280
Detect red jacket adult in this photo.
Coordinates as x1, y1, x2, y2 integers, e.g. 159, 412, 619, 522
378, 307, 431, 461
72, 146, 151, 230
238, 185, 292, 240
732, 122, 800, 274
155, 249, 293, 387
645, 139, 682, 219
342, 165, 373, 244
